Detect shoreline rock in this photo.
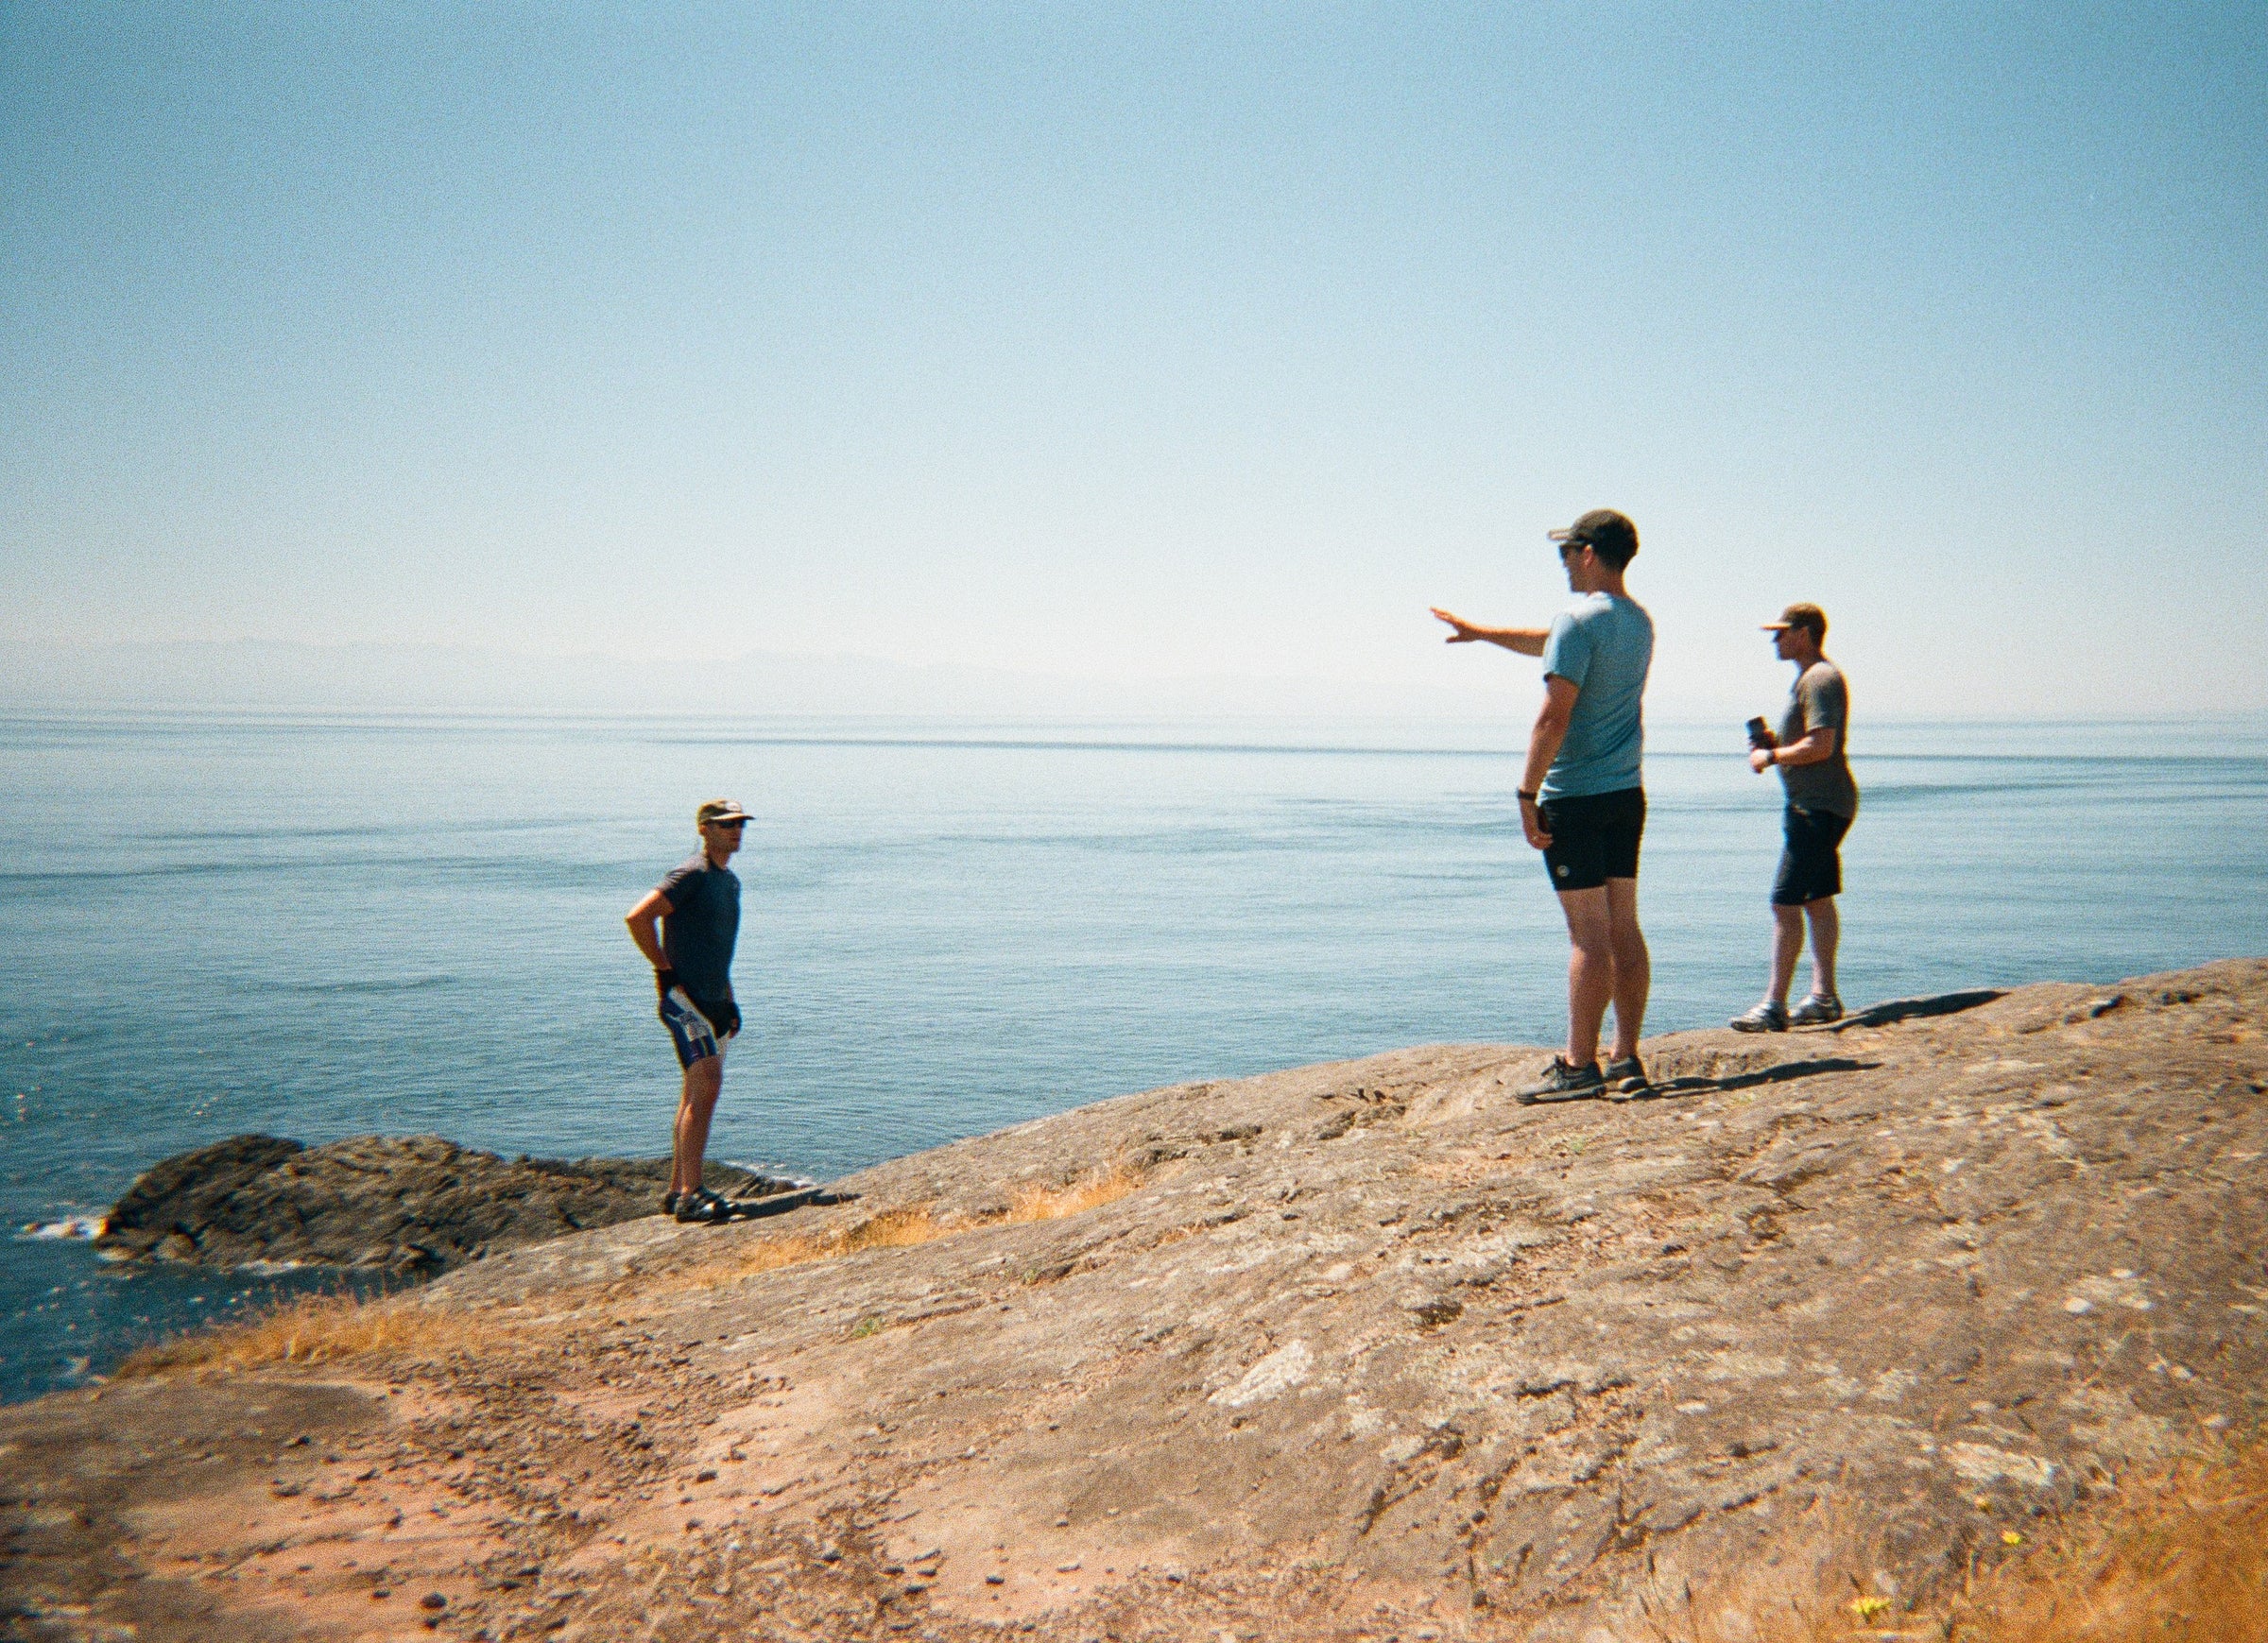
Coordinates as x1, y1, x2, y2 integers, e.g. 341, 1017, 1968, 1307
94, 1134, 799, 1275
9, 957, 2264, 1643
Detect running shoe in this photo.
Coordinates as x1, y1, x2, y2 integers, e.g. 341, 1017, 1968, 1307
1517, 1057, 1605, 1104
1729, 1001, 1789, 1033
1789, 993, 1844, 1026
1602, 1055, 1649, 1097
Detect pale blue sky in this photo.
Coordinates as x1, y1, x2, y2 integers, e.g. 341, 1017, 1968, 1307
4, 3, 2262, 717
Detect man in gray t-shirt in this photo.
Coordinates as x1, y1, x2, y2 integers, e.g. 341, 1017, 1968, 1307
1732, 604, 1860, 1031
1433, 508, 1656, 1102
626, 799, 750, 1222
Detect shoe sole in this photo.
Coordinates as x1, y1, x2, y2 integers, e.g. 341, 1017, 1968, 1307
1517, 1084, 1605, 1104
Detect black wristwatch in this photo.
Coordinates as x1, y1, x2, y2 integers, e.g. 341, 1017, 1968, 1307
1516, 789, 1539, 804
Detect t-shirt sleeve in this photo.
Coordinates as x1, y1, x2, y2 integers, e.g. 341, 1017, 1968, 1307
1798, 668, 1848, 733
1538, 610, 1589, 688
655, 861, 703, 914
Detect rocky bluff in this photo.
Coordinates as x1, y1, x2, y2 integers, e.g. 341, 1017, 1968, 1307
95, 1135, 789, 1274
9, 959, 2263, 1643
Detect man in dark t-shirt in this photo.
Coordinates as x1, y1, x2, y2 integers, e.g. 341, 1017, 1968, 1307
1733, 604, 1860, 1031
626, 799, 748, 1222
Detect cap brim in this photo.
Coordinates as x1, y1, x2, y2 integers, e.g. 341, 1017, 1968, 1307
703, 813, 753, 825
1760, 621, 1795, 631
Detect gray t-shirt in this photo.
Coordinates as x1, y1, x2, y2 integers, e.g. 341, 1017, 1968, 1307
1538, 591, 1654, 799
1777, 660, 1859, 817
657, 853, 740, 1001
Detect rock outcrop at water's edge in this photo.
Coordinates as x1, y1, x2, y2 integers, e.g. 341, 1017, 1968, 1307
6, 959, 2265, 1643
94, 1135, 795, 1274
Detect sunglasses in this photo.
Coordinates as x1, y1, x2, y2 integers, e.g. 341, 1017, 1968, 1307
709, 819, 747, 830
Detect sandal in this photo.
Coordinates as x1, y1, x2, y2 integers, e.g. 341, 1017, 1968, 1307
674, 1187, 734, 1224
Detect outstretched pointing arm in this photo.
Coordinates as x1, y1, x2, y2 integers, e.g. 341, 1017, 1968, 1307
1432, 608, 1550, 657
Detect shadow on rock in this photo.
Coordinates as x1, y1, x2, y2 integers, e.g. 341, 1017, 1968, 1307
1830, 988, 2005, 1030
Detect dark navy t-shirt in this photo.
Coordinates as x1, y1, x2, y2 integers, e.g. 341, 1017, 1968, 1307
657, 853, 740, 1001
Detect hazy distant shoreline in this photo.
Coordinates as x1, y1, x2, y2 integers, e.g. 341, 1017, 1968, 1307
6, 642, 2264, 735
2, 636, 1517, 721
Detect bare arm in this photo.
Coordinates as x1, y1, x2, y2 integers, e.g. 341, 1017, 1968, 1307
1517, 676, 1580, 848
1749, 725, 1839, 774
625, 889, 673, 971
1432, 608, 1550, 657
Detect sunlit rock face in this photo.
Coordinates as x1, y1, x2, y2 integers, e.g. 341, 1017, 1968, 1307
13, 959, 2265, 1642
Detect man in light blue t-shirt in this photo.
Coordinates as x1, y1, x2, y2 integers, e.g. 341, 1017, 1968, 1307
1432, 508, 1657, 1102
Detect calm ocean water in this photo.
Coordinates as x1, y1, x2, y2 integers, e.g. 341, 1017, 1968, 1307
4, 710, 2264, 1401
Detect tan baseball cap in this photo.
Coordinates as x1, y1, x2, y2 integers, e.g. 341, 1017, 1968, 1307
1761, 602, 1827, 640
696, 799, 753, 827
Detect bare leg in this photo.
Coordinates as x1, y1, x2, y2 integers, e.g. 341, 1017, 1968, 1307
671, 1053, 724, 1196
1767, 903, 1804, 1004
1803, 897, 1840, 998
1556, 887, 1615, 1066
1602, 876, 1649, 1060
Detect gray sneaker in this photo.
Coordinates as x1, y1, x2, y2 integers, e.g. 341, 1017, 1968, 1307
1789, 993, 1844, 1026
1518, 1056, 1605, 1104
1729, 1000, 1789, 1033
1602, 1055, 1648, 1097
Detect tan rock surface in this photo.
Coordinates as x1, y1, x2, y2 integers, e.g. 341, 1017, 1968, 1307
5, 960, 2263, 1642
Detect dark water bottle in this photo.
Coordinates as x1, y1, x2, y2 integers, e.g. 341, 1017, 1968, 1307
1745, 716, 1771, 749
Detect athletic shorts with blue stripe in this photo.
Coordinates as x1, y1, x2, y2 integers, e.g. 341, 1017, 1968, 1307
661, 987, 736, 1070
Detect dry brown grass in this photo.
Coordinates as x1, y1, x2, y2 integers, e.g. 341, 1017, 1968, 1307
114, 1290, 512, 1378
694, 1203, 946, 1283
681, 1164, 1143, 1290
1939, 1443, 2268, 1643
1639, 1441, 2268, 1643
1005, 1166, 1143, 1223
115, 1167, 1148, 1377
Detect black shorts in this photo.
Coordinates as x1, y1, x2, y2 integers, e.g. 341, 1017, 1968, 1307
661, 988, 736, 1070
1772, 804, 1853, 905
1539, 787, 1645, 894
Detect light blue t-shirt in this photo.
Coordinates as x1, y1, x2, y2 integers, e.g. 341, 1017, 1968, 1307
1538, 592, 1654, 799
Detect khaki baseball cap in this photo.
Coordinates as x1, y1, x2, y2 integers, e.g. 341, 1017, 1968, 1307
1761, 602, 1827, 640
696, 799, 753, 827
